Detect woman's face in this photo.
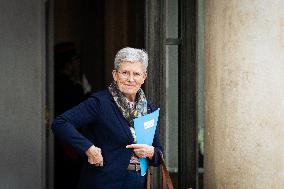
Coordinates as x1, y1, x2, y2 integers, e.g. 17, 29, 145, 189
112, 61, 147, 101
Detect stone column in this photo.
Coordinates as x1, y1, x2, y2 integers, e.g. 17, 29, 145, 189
0, 0, 46, 188
204, 1, 284, 188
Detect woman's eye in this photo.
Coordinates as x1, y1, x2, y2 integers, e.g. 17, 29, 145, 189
134, 72, 141, 76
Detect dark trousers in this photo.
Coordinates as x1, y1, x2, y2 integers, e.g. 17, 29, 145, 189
120, 170, 146, 189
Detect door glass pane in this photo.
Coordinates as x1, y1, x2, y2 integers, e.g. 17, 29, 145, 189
166, 0, 178, 38
165, 45, 178, 188
197, 0, 205, 188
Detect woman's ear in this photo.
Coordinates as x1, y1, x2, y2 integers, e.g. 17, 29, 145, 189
112, 70, 117, 82
144, 72, 147, 80
140, 73, 147, 85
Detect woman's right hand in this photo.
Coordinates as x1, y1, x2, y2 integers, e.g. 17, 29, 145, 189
85, 145, 104, 166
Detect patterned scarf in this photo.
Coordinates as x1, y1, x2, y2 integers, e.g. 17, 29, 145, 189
108, 82, 148, 143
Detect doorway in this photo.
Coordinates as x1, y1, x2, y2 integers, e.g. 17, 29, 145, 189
52, 0, 145, 188
46, 0, 200, 189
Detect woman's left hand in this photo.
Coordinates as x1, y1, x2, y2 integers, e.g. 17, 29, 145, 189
126, 144, 154, 159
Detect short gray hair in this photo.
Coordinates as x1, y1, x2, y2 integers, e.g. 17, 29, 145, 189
114, 47, 148, 71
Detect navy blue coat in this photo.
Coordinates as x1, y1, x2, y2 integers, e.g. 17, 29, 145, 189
52, 89, 163, 189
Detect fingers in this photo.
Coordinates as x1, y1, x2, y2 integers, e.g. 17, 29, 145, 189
126, 144, 154, 158
86, 145, 104, 166
88, 157, 103, 166
133, 149, 147, 158
126, 144, 147, 149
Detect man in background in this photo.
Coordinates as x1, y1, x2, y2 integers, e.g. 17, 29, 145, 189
54, 42, 91, 189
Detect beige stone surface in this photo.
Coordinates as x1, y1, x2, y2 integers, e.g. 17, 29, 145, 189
204, 0, 284, 188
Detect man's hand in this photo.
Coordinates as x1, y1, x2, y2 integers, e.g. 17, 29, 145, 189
126, 144, 154, 159
85, 145, 104, 166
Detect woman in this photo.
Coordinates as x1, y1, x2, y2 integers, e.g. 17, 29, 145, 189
52, 47, 163, 189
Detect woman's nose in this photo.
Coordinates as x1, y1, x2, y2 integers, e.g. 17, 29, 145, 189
127, 74, 135, 81
127, 75, 135, 82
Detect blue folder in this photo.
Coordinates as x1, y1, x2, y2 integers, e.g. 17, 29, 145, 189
133, 108, 160, 176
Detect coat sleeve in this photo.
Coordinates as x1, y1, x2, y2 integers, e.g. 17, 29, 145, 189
147, 102, 163, 167
52, 95, 100, 155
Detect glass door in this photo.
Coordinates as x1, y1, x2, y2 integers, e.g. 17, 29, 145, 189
165, 0, 179, 187
145, 0, 198, 188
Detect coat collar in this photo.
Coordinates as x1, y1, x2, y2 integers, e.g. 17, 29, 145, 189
105, 90, 156, 144
106, 90, 134, 143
